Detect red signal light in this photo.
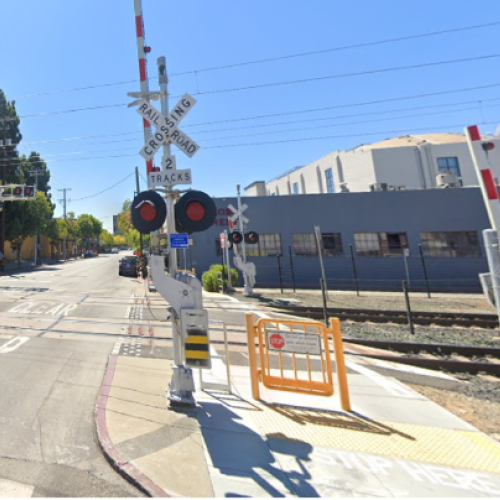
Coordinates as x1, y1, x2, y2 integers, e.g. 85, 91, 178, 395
139, 202, 156, 221
175, 191, 216, 234
13, 187, 22, 197
245, 231, 259, 245
482, 142, 495, 152
131, 191, 167, 234
186, 200, 205, 221
229, 231, 243, 245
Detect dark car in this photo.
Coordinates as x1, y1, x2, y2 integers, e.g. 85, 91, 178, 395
119, 256, 140, 277
84, 250, 93, 258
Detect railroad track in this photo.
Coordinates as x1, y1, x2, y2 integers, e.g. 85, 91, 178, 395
344, 337, 500, 376
267, 304, 499, 329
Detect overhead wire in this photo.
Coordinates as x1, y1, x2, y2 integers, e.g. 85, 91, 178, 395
3, 20, 500, 103
10, 84, 500, 152
171, 53, 500, 98
8, 54, 500, 121
71, 172, 135, 202
7, 97, 500, 158
3, 120, 500, 164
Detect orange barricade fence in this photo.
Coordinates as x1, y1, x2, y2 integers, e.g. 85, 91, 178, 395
245, 313, 351, 411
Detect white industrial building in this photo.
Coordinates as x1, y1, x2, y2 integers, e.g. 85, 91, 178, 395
245, 132, 500, 196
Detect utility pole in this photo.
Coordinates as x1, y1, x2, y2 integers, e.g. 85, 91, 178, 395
135, 166, 146, 277
58, 188, 71, 261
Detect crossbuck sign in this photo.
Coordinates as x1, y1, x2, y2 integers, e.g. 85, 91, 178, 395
137, 93, 200, 161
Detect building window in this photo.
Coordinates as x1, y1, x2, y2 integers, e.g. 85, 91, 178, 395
293, 182, 299, 194
437, 157, 461, 177
292, 233, 317, 257
246, 234, 282, 257
325, 168, 334, 193
421, 231, 480, 258
321, 233, 343, 257
354, 232, 408, 257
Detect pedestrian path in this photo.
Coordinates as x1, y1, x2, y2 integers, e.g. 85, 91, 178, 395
0, 478, 35, 498
96, 352, 500, 497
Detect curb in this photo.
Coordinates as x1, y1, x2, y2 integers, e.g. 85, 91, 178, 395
95, 354, 169, 498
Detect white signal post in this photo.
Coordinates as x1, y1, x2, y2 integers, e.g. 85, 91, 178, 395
465, 124, 500, 322
228, 185, 256, 296
128, 50, 205, 407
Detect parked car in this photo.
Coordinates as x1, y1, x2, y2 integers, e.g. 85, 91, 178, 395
111, 247, 119, 254
84, 250, 94, 258
119, 256, 140, 277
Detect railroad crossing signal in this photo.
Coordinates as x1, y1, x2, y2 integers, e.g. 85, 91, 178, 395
136, 94, 199, 161
228, 203, 249, 225
175, 191, 217, 234
245, 231, 259, 245
0, 185, 36, 201
131, 190, 167, 234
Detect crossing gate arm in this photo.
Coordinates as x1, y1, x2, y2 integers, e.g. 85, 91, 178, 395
244, 313, 351, 411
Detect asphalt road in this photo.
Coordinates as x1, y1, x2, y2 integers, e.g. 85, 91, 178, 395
0, 251, 446, 497
0, 252, 147, 497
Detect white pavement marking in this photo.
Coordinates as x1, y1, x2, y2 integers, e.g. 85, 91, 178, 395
344, 358, 417, 398
0, 336, 30, 354
8, 302, 77, 316
0, 478, 35, 497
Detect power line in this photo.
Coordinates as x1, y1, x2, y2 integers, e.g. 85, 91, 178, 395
3, 20, 500, 102
186, 82, 500, 127
172, 21, 500, 75
177, 53, 500, 98
7, 80, 500, 152
2, 100, 500, 163
200, 119, 500, 150
3, 120, 500, 165
12, 54, 500, 121
71, 172, 135, 201
15, 96, 495, 151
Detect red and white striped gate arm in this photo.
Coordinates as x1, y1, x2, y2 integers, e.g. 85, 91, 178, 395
465, 124, 500, 231
134, 0, 153, 174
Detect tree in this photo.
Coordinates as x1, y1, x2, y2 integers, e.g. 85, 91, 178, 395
99, 229, 114, 250
0, 89, 22, 185
113, 234, 126, 247
6, 192, 53, 266
77, 214, 103, 251
46, 218, 68, 259
117, 199, 132, 234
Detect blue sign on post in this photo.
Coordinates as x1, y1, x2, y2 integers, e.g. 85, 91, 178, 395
170, 233, 189, 249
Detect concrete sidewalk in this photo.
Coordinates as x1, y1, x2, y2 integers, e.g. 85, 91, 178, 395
95, 348, 500, 497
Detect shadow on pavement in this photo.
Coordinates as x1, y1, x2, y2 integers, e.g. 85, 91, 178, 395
198, 399, 318, 497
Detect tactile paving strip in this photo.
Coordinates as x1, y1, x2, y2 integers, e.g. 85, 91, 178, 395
249, 405, 500, 474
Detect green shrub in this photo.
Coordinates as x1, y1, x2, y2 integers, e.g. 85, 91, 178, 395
201, 270, 219, 292
202, 265, 239, 292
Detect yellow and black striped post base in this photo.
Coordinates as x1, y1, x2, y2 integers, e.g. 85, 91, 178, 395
185, 327, 211, 369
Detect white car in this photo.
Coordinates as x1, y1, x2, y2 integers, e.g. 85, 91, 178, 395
111, 248, 119, 254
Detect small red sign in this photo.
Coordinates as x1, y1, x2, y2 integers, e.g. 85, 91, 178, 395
269, 333, 285, 349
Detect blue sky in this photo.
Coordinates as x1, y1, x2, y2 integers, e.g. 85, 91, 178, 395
2, 1, 500, 233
